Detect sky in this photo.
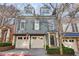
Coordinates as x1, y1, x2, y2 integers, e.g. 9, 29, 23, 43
4, 3, 45, 14
0, 3, 78, 17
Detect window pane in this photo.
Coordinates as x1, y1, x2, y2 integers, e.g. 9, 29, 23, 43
18, 37, 22, 39
20, 20, 25, 30
34, 20, 39, 30
21, 22, 24, 28
69, 40, 74, 42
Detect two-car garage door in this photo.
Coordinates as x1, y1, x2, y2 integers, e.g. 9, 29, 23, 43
31, 36, 45, 48
15, 35, 45, 49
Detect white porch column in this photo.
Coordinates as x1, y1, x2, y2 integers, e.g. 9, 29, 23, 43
6, 29, 10, 42
56, 32, 59, 47
48, 32, 51, 47
28, 35, 30, 49
44, 35, 46, 49
12, 35, 15, 46
28, 35, 31, 49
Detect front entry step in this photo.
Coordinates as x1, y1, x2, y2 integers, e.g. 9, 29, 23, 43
49, 45, 58, 48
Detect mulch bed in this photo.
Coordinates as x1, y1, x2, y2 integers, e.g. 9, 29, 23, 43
0, 46, 15, 51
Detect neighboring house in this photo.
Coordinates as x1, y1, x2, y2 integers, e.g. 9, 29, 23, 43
0, 18, 15, 45
62, 18, 79, 52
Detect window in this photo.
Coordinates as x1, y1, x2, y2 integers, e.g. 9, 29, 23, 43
40, 37, 43, 40
18, 37, 22, 39
34, 20, 40, 30
38, 37, 43, 40
32, 37, 37, 39
63, 40, 68, 42
69, 40, 74, 42
48, 20, 55, 30
24, 37, 26, 39
42, 9, 50, 14
20, 20, 25, 30
24, 4, 35, 15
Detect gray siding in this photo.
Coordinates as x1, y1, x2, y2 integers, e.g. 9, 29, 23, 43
15, 17, 56, 34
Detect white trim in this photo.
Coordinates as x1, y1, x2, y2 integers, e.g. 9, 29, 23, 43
34, 20, 40, 30
48, 32, 51, 47
44, 35, 46, 49
12, 36, 15, 45
6, 29, 10, 42
20, 20, 26, 31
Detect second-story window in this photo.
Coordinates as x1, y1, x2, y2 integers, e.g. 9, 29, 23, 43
48, 20, 55, 30
20, 20, 26, 30
42, 9, 50, 14
34, 20, 40, 30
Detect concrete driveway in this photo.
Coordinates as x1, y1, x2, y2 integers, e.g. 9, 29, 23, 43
0, 48, 47, 56
30, 48, 47, 56
75, 51, 79, 56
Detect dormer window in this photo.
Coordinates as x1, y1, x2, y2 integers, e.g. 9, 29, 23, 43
40, 5, 52, 16
41, 9, 50, 14
24, 4, 35, 16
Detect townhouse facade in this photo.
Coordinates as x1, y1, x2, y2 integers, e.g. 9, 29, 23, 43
0, 4, 79, 52
14, 4, 58, 49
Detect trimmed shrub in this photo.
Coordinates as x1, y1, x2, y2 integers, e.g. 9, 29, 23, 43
46, 45, 49, 50
46, 46, 75, 55
0, 42, 12, 47
63, 47, 75, 55
47, 47, 60, 54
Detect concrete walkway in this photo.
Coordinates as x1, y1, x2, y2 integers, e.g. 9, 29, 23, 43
0, 48, 47, 56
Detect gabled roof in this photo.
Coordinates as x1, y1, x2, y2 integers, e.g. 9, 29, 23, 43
24, 4, 34, 9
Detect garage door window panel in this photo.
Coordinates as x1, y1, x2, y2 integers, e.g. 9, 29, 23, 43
69, 40, 74, 42
18, 37, 22, 39
63, 40, 68, 42
32, 37, 37, 39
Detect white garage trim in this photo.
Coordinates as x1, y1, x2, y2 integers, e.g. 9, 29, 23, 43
15, 36, 30, 49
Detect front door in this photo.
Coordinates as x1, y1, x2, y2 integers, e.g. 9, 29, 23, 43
50, 35, 55, 46
15, 36, 29, 49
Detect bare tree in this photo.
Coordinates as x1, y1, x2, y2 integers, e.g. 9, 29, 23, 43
64, 4, 79, 32
48, 3, 79, 55
0, 4, 18, 26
